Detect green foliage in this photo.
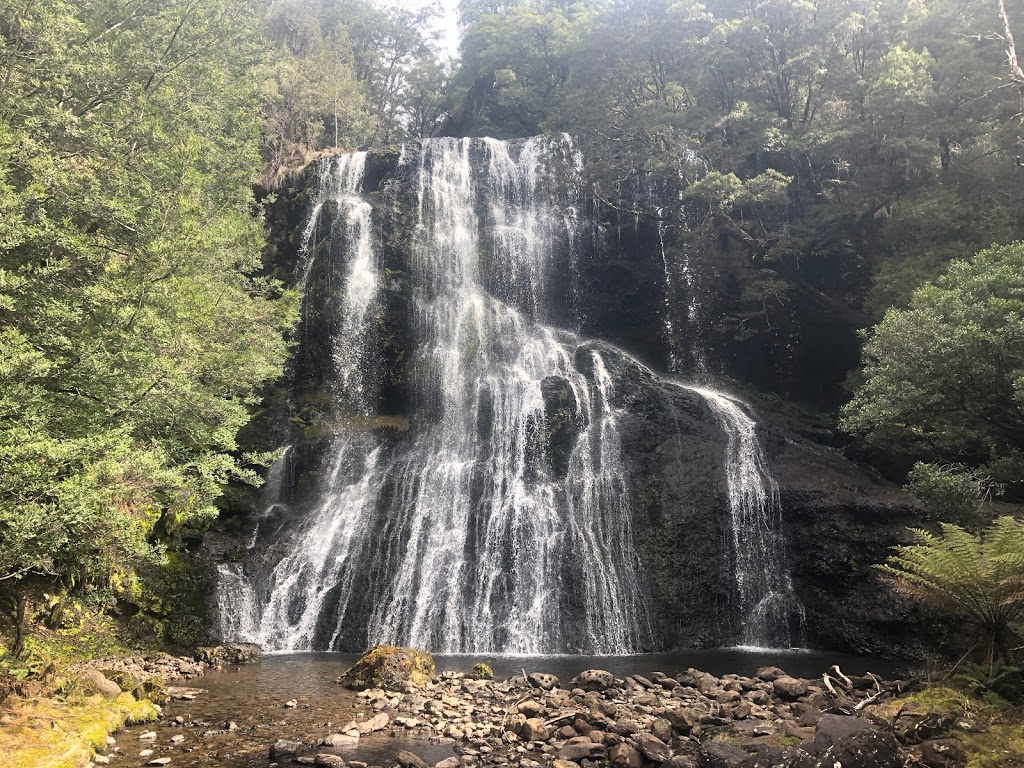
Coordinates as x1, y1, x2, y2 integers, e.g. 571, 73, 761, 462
955, 661, 1024, 705
878, 517, 1024, 664
842, 243, 1024, 485
905, 463, 1003, 526
0, 0, 297, 640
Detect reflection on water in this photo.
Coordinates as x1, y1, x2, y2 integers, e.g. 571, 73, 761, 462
116, 650, 911, 767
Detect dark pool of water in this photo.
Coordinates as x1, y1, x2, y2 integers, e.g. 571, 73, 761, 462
113, 649, 912, 768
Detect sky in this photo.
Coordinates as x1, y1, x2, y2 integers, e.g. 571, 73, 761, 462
395, 0, 463, 58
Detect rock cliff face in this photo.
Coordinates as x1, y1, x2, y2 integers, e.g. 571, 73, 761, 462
218, 138, 936, 658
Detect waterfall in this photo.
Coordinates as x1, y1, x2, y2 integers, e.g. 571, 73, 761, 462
218, 138, 646, 654
684, 387, 802, 648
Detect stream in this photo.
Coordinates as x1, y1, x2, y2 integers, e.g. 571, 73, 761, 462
113, 650, 911, 767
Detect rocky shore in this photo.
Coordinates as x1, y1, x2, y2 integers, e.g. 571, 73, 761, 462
267, 661, 966, 768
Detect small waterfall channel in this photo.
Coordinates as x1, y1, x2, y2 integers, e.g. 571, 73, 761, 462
217, 136, 802, 654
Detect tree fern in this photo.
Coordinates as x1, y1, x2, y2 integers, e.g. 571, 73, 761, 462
878, 517, 1024, 665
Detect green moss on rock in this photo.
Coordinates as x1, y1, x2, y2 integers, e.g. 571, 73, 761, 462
339, 645, 434, 690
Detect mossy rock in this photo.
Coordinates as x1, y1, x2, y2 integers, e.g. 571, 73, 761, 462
469, 663, 493, 680
339, 645, 434, 691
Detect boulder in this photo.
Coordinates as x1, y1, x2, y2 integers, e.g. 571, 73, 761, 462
920, 738, 967, 768
395, 751, 430, 768
194, 642, 262, 665
521, 718, 550, 741
81, 670, 121, 699
609, 743, 644, 768
772, 677, 809, 700
810, 713, 874, 755
323, 733, 359, 747
356, 712, 389, 734
812, 730, 903, 768
339, 646, 434, 690
739, 746, 814, 768
315, 756, 347, 767
528, 672, 560, 690
518, 699, 547, 718
570, 670, 616, 691
698, 743, 749, 768
755, 667, 787, 682
270, 739, 303, 758
634, 732, 673, 762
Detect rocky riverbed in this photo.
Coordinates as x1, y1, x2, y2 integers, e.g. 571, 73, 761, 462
92, 649, 978, 768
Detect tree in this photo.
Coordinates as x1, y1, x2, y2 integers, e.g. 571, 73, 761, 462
0, 0, 297, 649
878, 517, 1024, 665
841, 242, 1024, 486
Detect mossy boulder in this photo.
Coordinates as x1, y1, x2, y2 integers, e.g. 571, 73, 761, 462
339, 645, 434, 690
470, 663, 493, 680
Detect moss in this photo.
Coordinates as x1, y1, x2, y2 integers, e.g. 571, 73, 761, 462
340, 645, 435, 690
873, 686, 1024, 768
0, 691, 157, 768
470, 663, 493, 680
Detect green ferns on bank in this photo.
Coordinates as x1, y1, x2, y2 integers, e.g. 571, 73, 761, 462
879, 517, 1024, 665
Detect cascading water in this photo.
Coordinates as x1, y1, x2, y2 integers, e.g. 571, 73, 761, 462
217, 137, 646, 654
653, 176, 803, 648
684, 387, 803, 648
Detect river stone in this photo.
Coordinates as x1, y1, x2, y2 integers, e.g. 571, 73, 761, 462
82, 670, 122, 699
518, 699, 547, 718
395, 751, 430, 768
772, 677, 809, 700
147, 760, 172, 767
528, 672, 560, 691
435, 759, 460, 768
698, 743, 749, 768
570, 670, 615, 692
634, 732, 672, 762
609, 743, 643, 768
270, 739, 303, 758
813, 730, 903, 768
357, 712, 390, 734
314, 755, 346, 767
557, 744, 596, 761
193, 642, 262, 665
920, 738, 967, 768
339, 646, 435, 690
740, 746, 814, 768
662, 757, 698, 768
521, 718, 549, 741
755, 667, 786, 682
323, 733, 359, 747
810, 714, 874, 754
651, 718, 673, 742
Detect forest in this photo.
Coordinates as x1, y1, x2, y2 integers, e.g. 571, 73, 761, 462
2, 0, 1024, 764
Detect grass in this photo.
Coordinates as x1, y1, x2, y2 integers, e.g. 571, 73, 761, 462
871, 686, 1024, 768
0, 691, 158, 768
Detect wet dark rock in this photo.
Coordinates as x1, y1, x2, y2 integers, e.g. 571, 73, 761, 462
772, 677, 809, 700
194, 643, 263, 665
810, 713, 874, 755
698, 743, 749, 768
739, 746, 814, 768
920, 739, 967, 768
634, 732, 672, 762
812, 730, 903, 768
